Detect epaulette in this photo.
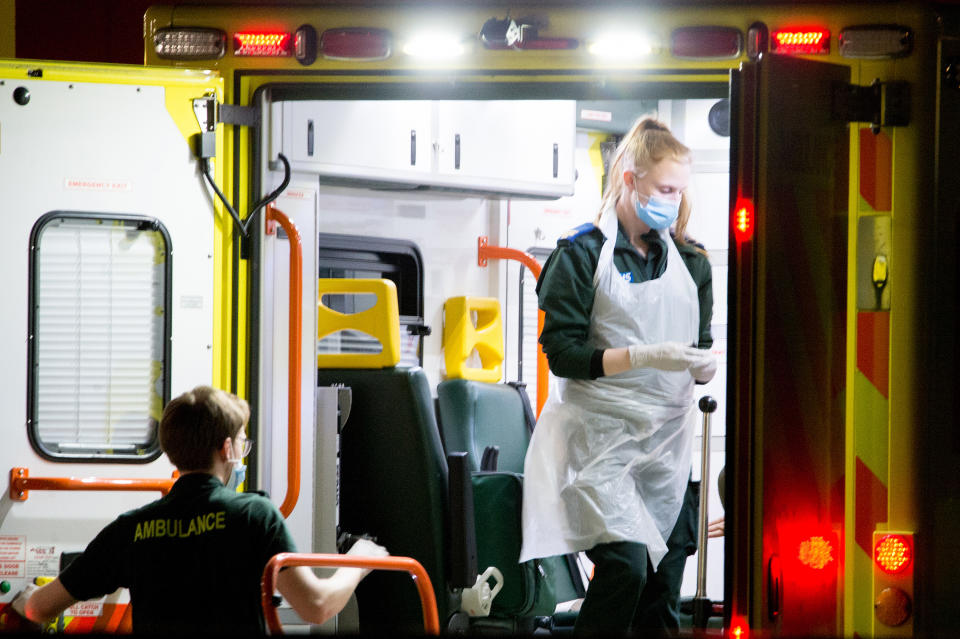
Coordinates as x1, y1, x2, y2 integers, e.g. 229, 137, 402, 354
673, 232, 706, 252
558, 222, 598, 246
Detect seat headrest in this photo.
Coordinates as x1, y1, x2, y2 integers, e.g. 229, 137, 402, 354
317, 278, 400, 369
443, 296, 503, 383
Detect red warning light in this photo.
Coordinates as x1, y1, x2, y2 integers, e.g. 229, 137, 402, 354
733, 198, 754, 243
771, 29, 830, 55
234, 32, 292, 57
875, 534, 912, 574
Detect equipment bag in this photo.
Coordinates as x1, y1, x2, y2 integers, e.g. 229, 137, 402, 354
472, 471, 556, 618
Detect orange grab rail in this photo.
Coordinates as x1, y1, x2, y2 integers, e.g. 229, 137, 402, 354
9, 467, 176, 501
265, 205, 302, 519
477, 235, 547, 417
260, 553, 440, 635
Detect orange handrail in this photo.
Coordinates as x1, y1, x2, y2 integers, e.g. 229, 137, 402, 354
260, 553, 439, 635
265, 205, 302, 519
9, 467, 176, 501
477, 236, 548, 417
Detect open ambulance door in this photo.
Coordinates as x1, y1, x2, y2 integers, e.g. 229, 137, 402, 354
0, 60, 221, 632
727, 53, 850, 637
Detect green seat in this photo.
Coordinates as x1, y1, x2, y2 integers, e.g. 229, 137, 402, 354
437, 378, 532, 474
318, 367, 450, 634
437, 379, 586, 619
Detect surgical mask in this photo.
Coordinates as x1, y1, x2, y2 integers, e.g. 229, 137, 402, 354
634, 191, 680, 230
225, 459, 246, 492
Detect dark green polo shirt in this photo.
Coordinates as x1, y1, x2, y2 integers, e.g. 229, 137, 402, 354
536, 222, 713, 380
59, 473, 296, 635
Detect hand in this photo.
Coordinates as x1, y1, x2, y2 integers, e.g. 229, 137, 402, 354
10, 583, 39, 619
346, 538, 389, 558
707, 516, 725, 538
627, 342, 705, 372
346, 538, 389, 579
689, 350, 718, 383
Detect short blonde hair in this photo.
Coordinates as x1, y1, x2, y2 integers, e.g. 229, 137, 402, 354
158, 386, 250, 471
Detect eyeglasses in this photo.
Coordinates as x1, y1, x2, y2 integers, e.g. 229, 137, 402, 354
237, 436, 254, 457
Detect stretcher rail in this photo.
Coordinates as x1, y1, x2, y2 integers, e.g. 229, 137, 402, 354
260, 553, 439, 635
9, 467, 176, 501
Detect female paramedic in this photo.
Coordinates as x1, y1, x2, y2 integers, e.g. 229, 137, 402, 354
520, 117, 716, 636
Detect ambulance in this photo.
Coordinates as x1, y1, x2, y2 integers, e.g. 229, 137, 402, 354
0, 2, 957, 636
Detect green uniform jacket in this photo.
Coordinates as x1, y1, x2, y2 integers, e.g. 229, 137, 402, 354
59, 474, 296, 635
536, 222, 713, 380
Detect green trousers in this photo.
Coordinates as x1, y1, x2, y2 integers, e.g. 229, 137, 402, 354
573, 481, 700, 637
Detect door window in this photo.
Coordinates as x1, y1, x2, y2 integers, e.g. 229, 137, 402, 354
28, 213, 171, 461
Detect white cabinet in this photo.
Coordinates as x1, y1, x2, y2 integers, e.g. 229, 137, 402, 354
283, 100, 433, 184
434, 100, 575, 196
276, 99, 576, 198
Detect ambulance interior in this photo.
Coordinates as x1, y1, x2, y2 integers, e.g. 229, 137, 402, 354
255, 93, 730, 623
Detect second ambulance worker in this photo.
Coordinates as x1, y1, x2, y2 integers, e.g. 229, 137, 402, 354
520, 117, 717, 636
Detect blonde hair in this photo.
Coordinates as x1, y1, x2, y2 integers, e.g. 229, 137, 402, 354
597, 117, 700, 249
159, 386, 250, 471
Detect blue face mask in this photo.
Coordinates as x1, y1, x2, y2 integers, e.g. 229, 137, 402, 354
225, 461, 246, 492
635, 192, 680, 230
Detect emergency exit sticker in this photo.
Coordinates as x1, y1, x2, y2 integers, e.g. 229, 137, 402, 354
64, 178, 132, 192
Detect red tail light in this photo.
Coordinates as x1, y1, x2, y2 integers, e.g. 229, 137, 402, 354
733, 197, 754, 243
770, 29, 830, 55
234, 32, 292, 57
320, 28, 392, 60
671, 27, 743, 59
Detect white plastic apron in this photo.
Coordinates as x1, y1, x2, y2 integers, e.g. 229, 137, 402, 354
520, 208, 700, 570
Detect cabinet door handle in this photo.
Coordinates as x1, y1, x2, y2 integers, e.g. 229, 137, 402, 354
307, 120, 315, 157
553, 143, 559, 178
455, 133, 461, 170
410, 130, 416, 166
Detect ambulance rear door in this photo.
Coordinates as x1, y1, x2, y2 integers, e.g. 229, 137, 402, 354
727, 53, 851, 636
0, 60, 222, 632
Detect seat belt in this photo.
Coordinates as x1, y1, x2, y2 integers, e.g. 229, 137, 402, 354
506, 381, 537, 434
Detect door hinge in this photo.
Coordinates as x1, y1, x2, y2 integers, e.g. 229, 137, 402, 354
192, 96, 260, 129
832, 79, 909, 134
219, 104, 259, 127
191, 96, 261, 158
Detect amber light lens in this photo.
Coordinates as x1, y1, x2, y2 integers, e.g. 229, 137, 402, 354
875, 534, 912, 574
